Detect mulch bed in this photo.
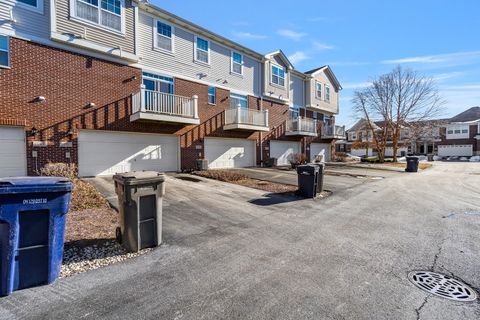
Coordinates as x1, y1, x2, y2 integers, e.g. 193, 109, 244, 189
65, 207, 119, 244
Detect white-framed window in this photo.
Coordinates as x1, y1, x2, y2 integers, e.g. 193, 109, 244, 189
0, 35, 9, 68
271, 64, 285, 87
230, 93, 248, 108
208, 86, 216, 105
323, 114, 331, 126
72, 0, 125, 33
154, 20, 174, 53
325, 84, 331, 102
315, 81, 322, 99
289, 105, 300, 118
313, 112, 318, 120
17, 0, 44, 13
231, 51, 243, 75
194, 36, 210, 64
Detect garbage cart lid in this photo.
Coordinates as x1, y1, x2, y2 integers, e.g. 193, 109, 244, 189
113, 171, 165, 185
0, 177, 72, 194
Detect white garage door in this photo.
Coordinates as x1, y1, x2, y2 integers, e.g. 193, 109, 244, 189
270, 141, 301, 166
0, 126, 27, 177
204, 138, 256, 169
438, 145, 473, 157
311, 143, 331, 162
78, 130, 179, 177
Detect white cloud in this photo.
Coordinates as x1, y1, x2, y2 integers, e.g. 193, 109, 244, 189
312, 41, 335, 51
341, 82, 370, 90
432, 71, 463, 82
382, 51, 480, 67
288, 51, 309, 64
277, 29, 306, 41
232, 31, 267, 40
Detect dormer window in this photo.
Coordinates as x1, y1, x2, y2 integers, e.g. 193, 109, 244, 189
315, 81, 322, 99
73, 0, 124, 33
325, 84, 331, 102
271, 64, 285, 87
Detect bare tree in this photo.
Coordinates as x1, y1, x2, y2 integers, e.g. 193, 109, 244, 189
352, 66, 444, 161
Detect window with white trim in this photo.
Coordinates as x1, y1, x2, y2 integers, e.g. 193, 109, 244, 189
315, 81, 322, 99
195, 36, 209, 64
208, 86, 216, 105
271, 64, 285, 87
155, 21, 173, 52
323, 114, 331, 126
74, 0, 124, 32
231, 51, 243, 75
289, 105, 300, 119
325, 84, 331, 102
18, 0, 44, 12
0, 35, 9, 68
313, 112, 318, 120
230, 93, 248, 109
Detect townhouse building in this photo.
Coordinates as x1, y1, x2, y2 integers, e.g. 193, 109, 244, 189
338, 107, 480, 158
0, 0, 344, 177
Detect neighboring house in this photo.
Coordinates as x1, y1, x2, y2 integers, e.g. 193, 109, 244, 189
337, 106, 480, 158
437, 107, 480, 157
0, 0, 344, 177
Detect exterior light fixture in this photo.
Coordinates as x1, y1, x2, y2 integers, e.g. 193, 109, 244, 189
67, 127, 74, 137
30, 127, 38, 136
35, 96, 46, 102
87, 102, 96, 108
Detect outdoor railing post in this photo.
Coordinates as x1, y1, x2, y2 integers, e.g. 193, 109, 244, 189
265, 109, 269, 127
192, 95, 199, 118
140, 84, 146, 112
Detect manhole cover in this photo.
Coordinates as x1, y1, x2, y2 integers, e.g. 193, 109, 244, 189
408, 271, 477, 302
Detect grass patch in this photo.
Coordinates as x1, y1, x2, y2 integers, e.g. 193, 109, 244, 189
38, 163, 109, 211
379, 162, 433, 170
193, 170, 297, 193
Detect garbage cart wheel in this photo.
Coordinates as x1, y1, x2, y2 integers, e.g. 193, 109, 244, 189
115, 227, 122, 244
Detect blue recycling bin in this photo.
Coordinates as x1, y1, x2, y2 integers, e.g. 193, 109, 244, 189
0, 177, 72, 297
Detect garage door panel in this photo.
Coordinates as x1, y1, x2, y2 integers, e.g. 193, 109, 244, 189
270, 141, 301, 166
438, 145, 473, 157
78, 131, 178, 177
311, 143, 331, 162
205, 138, 255, 169
0, 127, 26, 177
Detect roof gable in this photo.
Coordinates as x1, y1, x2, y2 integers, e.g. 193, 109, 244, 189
449, 106, 480, 123
305, 65, 342, 91
265, 50, 294, 70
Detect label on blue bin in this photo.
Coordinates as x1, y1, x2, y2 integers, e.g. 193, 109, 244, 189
22, 198, 48, 205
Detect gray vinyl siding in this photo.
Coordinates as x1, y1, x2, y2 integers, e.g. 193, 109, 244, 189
55, 0, 135, 54
264, 56, 289, 99
0, 1, 50, 39
138, 12, 261, 96
290, 75, 304, 108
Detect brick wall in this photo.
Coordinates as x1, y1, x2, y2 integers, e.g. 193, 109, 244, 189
0, 37, 341, 174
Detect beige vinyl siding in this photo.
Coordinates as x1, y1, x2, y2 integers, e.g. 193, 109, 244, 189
138, 12, 261, 96
0, 0, 50, 39
264, 55, 289, 100
308, 70, 339, 114
55, 0, 135, 54
290, 74, 304, 107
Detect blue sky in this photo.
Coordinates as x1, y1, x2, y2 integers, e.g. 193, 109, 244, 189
153, 0, 480, 127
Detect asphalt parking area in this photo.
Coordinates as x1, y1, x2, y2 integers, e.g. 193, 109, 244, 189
1, 162, 479, 320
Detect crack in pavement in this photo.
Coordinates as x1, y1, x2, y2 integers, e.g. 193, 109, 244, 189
415, 295, 430, 320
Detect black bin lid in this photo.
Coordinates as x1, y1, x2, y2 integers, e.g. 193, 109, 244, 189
0, 177, 72, 194
113, 171, 165, 186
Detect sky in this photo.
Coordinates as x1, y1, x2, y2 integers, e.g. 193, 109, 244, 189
152, 0, 480, 128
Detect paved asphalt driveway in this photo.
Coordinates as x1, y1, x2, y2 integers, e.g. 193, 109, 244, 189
1, 162, 480, 319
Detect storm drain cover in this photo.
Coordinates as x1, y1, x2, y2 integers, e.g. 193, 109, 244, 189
408, 271, 477, 302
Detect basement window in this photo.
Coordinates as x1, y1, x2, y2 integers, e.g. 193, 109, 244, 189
0, 35, 9, 68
